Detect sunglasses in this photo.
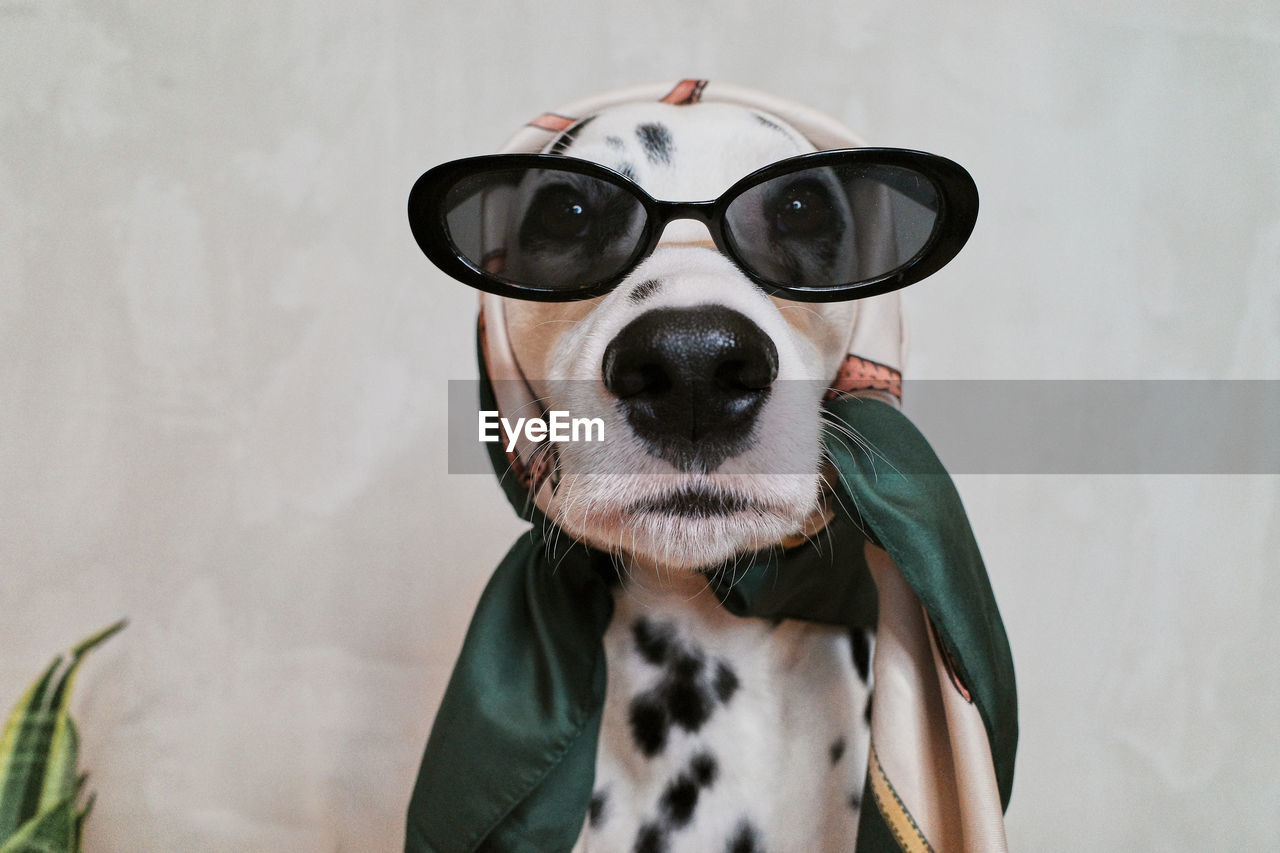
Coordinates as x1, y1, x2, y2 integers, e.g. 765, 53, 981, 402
407, 148, 978, 303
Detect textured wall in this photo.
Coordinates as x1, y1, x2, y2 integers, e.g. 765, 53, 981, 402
1, 1, 1277, 850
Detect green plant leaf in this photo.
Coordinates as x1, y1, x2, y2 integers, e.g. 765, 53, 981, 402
0, 659, 60, 839
35, 717, 77, 817
0, 621, 125, 844
0, 794, 75, 853
72, 791, 94, 853
52, 621, 127, 713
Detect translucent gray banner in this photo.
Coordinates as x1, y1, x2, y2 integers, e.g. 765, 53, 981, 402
447, 380, 1280, 475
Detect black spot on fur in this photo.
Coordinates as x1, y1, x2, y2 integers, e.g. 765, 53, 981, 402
664, 649, 714, 732
752, 111, 789, 137
636, 122, 673, 164
659, 774, 700, 827
726, 819, 764, 853
616, 161, 638, 182
634, 822, 668, 853
633, 618, 673, 665
646, 754, 720, 843
630, 278, 662, 303
849, 791, 863, 811
589, 788, 608, 827
547, 115, 596, 155
713, 661, 739, 703
628, 633, 740, 757
850, 628, 871, 683
606, 135, 625, 149
672, 649, 703, 681
830, 737, 846, 765
629, 695, 669, 756
690, 752, 718, 787
666, 673, 712, 732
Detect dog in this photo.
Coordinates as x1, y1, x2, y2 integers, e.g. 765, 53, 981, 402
491, 100, 875, 853
407, 82, 1015, 853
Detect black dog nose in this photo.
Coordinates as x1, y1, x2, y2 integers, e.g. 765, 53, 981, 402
602, 305, 778, 472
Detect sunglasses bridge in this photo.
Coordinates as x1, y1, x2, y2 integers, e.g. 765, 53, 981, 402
643, 200, 724, 250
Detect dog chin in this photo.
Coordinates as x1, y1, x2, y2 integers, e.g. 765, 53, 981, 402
549, 473, 821, 572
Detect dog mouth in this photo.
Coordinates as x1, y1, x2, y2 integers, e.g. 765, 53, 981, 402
626, 486, 765, 518
550, 471, 822, 571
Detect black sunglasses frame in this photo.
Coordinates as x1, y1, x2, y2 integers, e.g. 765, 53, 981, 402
407, 147, 978, 303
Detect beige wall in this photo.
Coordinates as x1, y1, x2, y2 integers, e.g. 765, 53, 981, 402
2, 2, 1277, 850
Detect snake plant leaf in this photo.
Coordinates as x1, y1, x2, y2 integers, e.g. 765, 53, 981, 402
73, 791, 94, 853
0, 660, 60, 839
0, 620, 125, 848
35, 716, 77, 817
0, 794, 75, 853
53, 620, 127, 712
34, 620, 125, 818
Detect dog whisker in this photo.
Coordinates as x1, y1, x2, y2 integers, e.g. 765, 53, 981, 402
817, 453, 876, 545
820, 412, 901, 480
774, 303, 826, 322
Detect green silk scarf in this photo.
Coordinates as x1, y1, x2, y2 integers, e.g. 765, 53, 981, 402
406, 384, 1017, 852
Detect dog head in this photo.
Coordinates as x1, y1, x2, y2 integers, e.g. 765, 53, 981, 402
501, 101, 858, 571
409, 82, 976, 573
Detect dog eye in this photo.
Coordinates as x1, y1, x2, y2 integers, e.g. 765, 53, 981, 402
772, 181, 835, 237
528, 185, 591, 240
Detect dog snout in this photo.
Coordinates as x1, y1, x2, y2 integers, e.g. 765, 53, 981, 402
602, 305, 778, 472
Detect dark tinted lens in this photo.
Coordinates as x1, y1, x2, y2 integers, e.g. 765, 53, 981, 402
443, 167, 648, 293
723, 162, 941, 289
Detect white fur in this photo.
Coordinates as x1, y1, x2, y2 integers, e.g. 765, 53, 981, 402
577, 575, 869, 853
501, 101, 870, 852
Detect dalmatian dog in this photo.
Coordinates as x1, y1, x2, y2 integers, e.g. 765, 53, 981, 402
493, 102, 875, 853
